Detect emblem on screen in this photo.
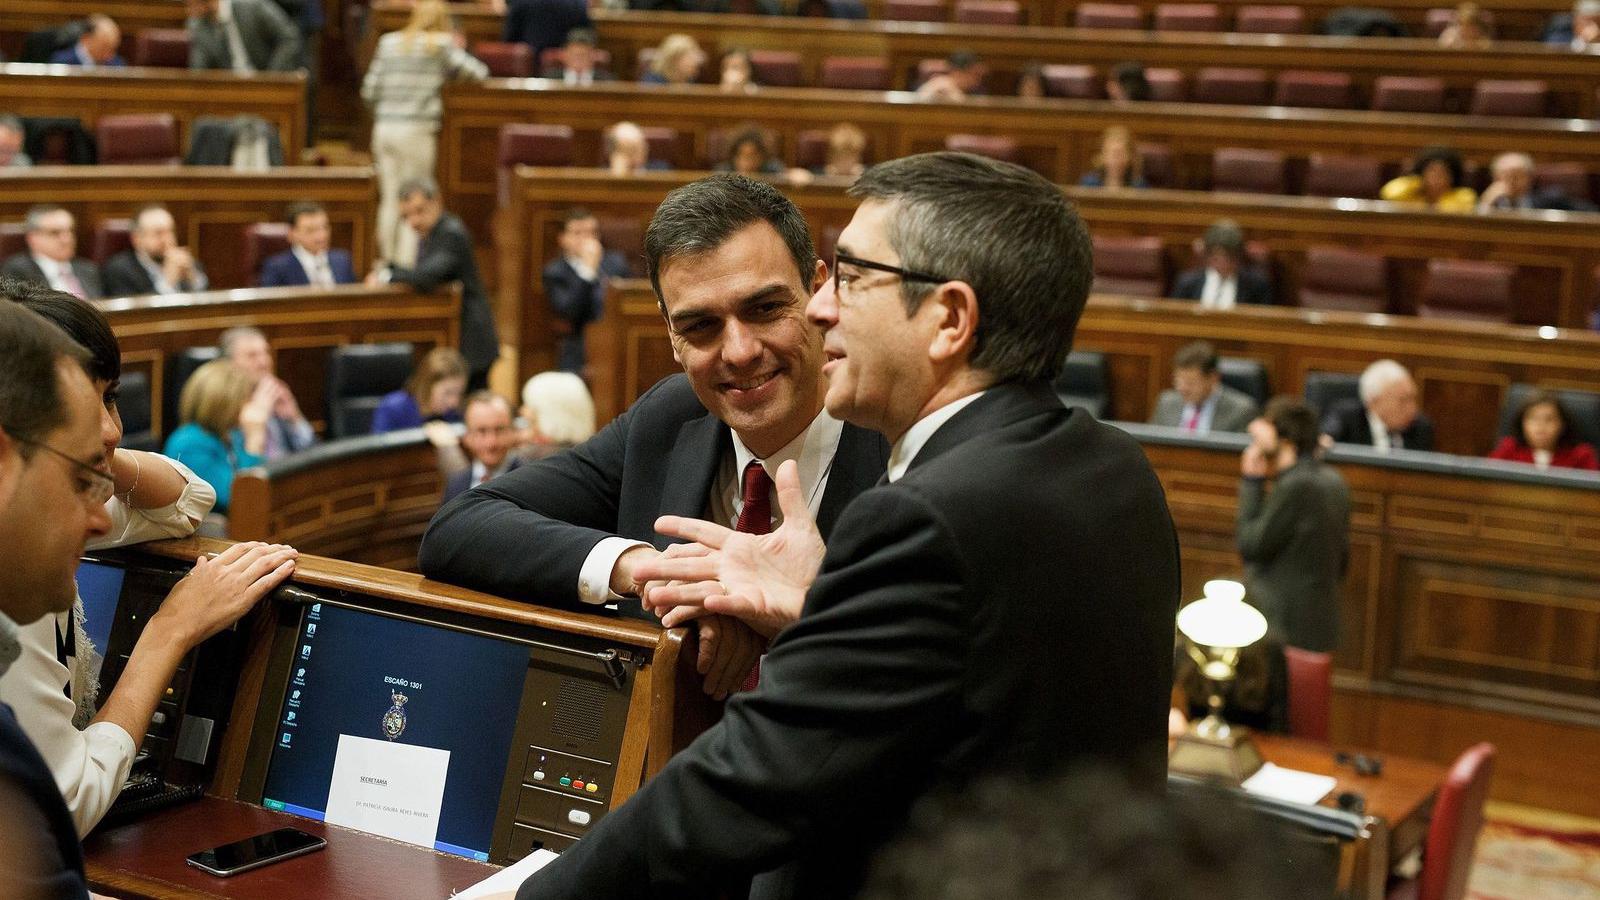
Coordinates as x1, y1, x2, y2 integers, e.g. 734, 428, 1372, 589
381, 690, 409, 741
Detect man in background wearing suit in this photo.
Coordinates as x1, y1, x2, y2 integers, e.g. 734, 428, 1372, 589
520, 153, 1181, 900
48, 15, 125, 68
541, 28, 613, 83
543, 207, 631, 374
221, 326, 317, 461
1, 206, 103, 300
1239, 398, 1350, 652
1171, 219, 1273, 308
379, 178, 499, 393
258, 201, 357, 288
102, 206, 208, 298
1149, 340, 1259, 433
440, 392, 524, 503
185, 0, 302, 73
1321, 358, 1436, 451
420, 173, 890, 700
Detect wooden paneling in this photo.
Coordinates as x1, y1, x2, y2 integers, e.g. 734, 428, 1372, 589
0, 63, 307, 164
100, 284, 460, 435
2, 166, 375, 294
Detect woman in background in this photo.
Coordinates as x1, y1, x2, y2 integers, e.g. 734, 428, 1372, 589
372, 347, 468, 434
1380, 146, 1478, 212
164, 359, 270, 515
1079, 126, 1148, 189
1489, 391, 1599, 470
641, 34, 706, 85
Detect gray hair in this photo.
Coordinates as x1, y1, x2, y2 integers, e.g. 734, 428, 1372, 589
219, 325, 267, 357
397, 176, 440, 202
0, 113, 24, 136
521, 371, 596, 445
846, 152, 1093, 384
23, 205, 69, 233
1576, 0, 1600, 17
1358, 359, 1412, 404
1491, 152, 1534, 177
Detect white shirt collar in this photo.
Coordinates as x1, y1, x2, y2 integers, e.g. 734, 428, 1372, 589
888, 391, 988, 483
730, 406, 844, 513
31, 253, 70, 280
291, 244, 329, 281
1366, 409, 1393, 451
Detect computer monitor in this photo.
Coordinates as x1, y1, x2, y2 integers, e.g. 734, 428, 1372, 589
258, 603, 529, 862
75, 560, 126, 684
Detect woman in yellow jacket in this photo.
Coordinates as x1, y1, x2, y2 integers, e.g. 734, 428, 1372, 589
1381, 146, 1478, 212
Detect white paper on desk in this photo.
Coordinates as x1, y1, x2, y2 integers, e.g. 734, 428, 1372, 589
324, 734, 451, 848
449, 849, 560, 899
1241, 762, 1338, 805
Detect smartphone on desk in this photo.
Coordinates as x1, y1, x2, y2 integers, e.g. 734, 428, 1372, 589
185, 827, 327, 877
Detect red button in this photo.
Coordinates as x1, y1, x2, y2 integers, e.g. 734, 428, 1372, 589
572, 780, 586, 790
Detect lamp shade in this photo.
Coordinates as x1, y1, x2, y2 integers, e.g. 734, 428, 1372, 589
1176, 580, 1268, 649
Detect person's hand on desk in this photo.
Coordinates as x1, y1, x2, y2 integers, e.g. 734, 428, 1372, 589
637, 460, 824, 639
156, 542, 299, 644
694, 615, 765, 700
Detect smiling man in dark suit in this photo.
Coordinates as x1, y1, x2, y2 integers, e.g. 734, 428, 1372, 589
419, 174, 890, 700
516, 153, 1181, 900
257, 201, 357, 288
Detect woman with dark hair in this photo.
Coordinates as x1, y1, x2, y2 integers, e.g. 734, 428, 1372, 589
1107, 60, 1152, 103
719, 128, 786, 176
1489, 390, 1599, 470
1380, 145, 1478, 212
718, 48, 757, 94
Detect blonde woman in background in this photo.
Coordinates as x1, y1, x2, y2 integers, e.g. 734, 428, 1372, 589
361, 0, 488, 266
641, 34, 706, 85
163, 360, 270, 515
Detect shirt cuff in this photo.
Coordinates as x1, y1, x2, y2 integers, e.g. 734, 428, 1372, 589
577, 537, 651, 605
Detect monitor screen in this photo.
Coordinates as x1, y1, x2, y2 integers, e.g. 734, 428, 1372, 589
74, 561, 125, 685
259, 603, 528, 862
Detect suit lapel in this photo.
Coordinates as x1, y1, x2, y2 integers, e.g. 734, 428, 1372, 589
816, 423, 889, 537
657, 412, 728, 526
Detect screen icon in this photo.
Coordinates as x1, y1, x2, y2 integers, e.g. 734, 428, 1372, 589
311, 603, 321, 614
306, 623, 317, 637
292, 690, 301, 701
281, 733, 292, 745
295, 668, 306, 679
300, 644, 312, 659
285, 711, 296, 723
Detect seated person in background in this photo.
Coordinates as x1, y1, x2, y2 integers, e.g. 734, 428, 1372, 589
605, 121, 668, 175
1438, 1, 1492, 46
719, 48, 757, 94
1016, 61, 1046, 100
720, 127, 785, 176
163, 360, 271, 515
1149, 340, 1259, 433
185, 0, 303, 73
1107, 60, 1152, 103
440, 392, 525, 503
258, 201, 357, 287
372, 346, 468, 433
1478, 152, 1596, 212
1078, 126, 1147, 189
0, 114, 30, 168
49, 15, 125, 67
820, 123, 867, 178
544, 207, 632, 374
1543, 0, 1599, 48
1380, 146, 1478, 212
542, 27, 612, 83
220, 326, 316, 459
640, 33, 706, 85
102, 206, 209, 298
1, 206, 103, 300
916, 50, 986, 101
1321, 358, 1436, 451
1489, 390, 1599, 470
1238, 398, 1350, 653
504, 0, 591, 59
1172, 220, 1273, 308
430, 371, 597, 480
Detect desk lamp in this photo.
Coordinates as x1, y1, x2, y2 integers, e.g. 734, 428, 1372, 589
1169, 579, 1268, 783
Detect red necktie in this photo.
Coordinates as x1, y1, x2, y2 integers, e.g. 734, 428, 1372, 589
1182, 407, 1200, 430
735, 461, 772, 691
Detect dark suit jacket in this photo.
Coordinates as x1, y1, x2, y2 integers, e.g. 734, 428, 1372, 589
0, 254, 104, 299
441, 455, 526, 504
1320, 398, 1436, 451
188, 0, 303, 72
1238, 459, 1351, 652
514, 381, 1181, 900
258, 248, 356, 287
1171, 266, 1274, 306
543, 251, 631, 372
1, 702, 89, 899
420, 374, 890, 618
503, 0, 590, 56
388, 213, 499, 378
101, 250, 207, 298
48, 45, 125, 67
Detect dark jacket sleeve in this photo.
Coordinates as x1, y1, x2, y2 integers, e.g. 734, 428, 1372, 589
1170, 268, 1203, 300
1239, 269, 1274, 305
1237, 475, 1307, 563
389, 226, 466, 293
100, 254, 152, 298
543, 260, 606, 329
253, 0, 304, 70
515, 486, 971, 899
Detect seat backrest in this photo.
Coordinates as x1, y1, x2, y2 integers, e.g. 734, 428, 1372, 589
1298, 246, 1389, 313
1532, 161, 1593, 205
639, 126, 688, 169
1193, 67, 1270, 105
1283, 647, 1332, 741
325, 343, 416, 438
884, 0, 948, 20
91, 219, 133, 269
1469, 79, 1548, 117
116, 369, 161, 452
955, 0, 1022, 23
1273, 70, 1354, 109
1091, 234, 1166, 297
1212, 146, 1287, 194
819, 56, 891, 91
1235, 4, 1307, 32
1137, 142, 1174, 187
749, 50, 803, 87
132, 28, 191, 68
1218, 357, 1270, 405
1054, 350, 1111, 416
164, 346, 223, 438
0, 223, 26, 262
1418, 259, 1515, 323
1416, 743, 1496, 900
96, 113, 180, 165
472, 41, 534, 78
1496, 383, 1600, 450
1074, 2, 1143, 28
1146, 68, 1189, 101
244, 222, 292, 286
497, 123, 576, 168
1155, 3, 1223, 31
795, 129, 831, 170
1041, 63, 1099, 98
596, 218, 643, 276
1302, 371, 1361, 417
1372, 76, 1446, 113
943, 134, 1018, 162
1303, 153, 1383, 199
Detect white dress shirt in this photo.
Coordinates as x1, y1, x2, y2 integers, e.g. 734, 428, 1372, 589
220, 0, 256, 74
1200, 269, 1238, 310
576, 407, 846, 605
887, 391, 987, 483
1366, 409, 1396, 452
291, 244, 335, 287
1179, 389, 1222, 433
31, 254, 82, 297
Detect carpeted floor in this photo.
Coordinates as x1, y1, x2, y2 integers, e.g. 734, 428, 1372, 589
1468, 816, 1600, 900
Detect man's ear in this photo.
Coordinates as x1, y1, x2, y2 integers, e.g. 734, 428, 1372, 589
926, 281, 980, 365
809, 258, 829, 294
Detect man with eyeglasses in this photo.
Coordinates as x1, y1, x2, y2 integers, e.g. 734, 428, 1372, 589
515, 153, 1180, 900
439, 392, 525, 504
420, 173, 888, 701
1, 206, 104, 300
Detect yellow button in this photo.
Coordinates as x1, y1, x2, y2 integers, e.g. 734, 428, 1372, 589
585, 782, 599, 793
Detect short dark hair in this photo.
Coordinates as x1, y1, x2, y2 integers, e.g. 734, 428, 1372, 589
643, 173, 817, 311
725, 127, 771, 164
1512, 389, 1576, 448
285, 200, 326, 228
847, 152, 1093, 384
1172, 340, 1219, 375
397, 176, 440, 202
1, 277, 120, 387
1411, 145, 1465, 187
946, 49, 979, 70
1265, 396, 1320, 456
1110, 60, 1152, 101
562, 206, 596, 226
0, 296, 92, 458
1201, 219, 1245, 258
565, 26, 597, 46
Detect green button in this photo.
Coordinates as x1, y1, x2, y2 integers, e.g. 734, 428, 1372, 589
559, 777, 572, 787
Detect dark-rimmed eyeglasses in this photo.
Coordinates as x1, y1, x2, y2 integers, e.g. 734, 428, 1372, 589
832, 253, 951, 296
14, 436, 114, 506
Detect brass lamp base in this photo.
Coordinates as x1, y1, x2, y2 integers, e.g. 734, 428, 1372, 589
1168, 716, 1265, 784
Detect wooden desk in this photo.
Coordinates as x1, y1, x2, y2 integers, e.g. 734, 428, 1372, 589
0, 63, 307, 164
